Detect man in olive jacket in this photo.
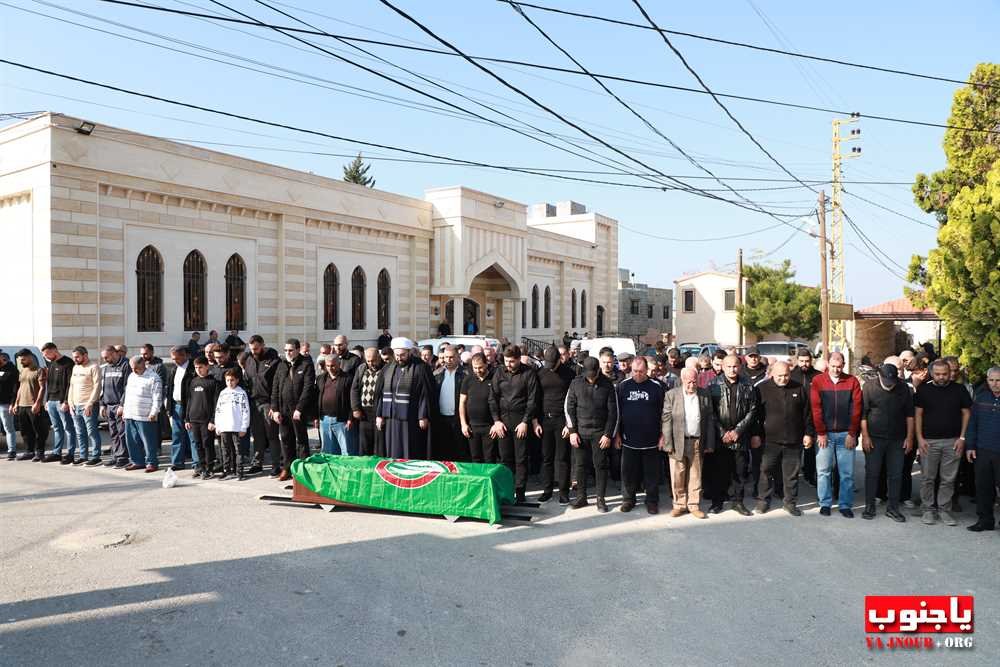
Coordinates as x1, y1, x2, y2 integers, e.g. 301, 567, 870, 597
662, 368, 718, 518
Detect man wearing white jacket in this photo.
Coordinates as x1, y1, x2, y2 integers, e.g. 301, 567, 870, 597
120, 355, 162, 472
214, 368, 251, 480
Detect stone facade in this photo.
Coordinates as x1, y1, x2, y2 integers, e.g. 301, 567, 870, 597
617, 269, 672, 345
1, 114, 619, 353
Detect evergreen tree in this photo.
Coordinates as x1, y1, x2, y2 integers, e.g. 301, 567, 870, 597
343, 153, 375, 188
737, 261, 820, 340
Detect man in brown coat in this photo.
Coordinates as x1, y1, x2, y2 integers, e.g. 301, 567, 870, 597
661, 368, 718, 518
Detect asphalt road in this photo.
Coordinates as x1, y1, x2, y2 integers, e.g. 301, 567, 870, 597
1, 445, 997, 666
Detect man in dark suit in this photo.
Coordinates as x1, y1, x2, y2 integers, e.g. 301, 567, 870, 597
433, 344, 467, 461
662, 368, 717, 518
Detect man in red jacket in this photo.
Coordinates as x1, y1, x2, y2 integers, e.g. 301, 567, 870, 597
810, 352, 862, 518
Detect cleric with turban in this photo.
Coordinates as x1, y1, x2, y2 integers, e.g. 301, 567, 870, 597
374, 338, 438, 459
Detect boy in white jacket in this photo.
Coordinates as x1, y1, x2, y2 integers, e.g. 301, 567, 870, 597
213, 368, 251, 480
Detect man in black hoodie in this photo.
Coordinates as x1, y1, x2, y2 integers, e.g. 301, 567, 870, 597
565, 357, 619, 512
488, 345, 539, 503
244, 335, 281, 476
270, 338, 316, 480
790, 348, 821, 486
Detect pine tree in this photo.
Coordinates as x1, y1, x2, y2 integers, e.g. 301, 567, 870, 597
343, 152, 375, 188
736, 261, 821, 340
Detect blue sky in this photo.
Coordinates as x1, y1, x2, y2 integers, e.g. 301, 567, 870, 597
3, 0, 994, 306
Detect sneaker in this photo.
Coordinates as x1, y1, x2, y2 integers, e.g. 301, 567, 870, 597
620, 500, 635, 513
922, 511, 937, 525
6, 452, 15, 460
670, 507, 687, 517
862, 504, 876, 520
902, 499, 916, 509
732, 503, 751, 516
558, 493, 571, 505
72, 458, 86, 466
783, 504, 802, 517
840, 508, 854, 518
538, 488, 553, 503
596, 498, 609, 513
86, 458, 101, 466
571, 495, 588, 510
645, 503, 659, 515
191, 468, 202, 478
886, 509, 906, 523
32, 454, 43, 462
104, 459, 118, 467
939, 511, 957, 526
708, 503, 724, 515
819, 506, 831, 516
201, 470, 213, 480
246, 464, 263, 475
47, 454, 65, 463
754, 502, 768, 515
218, 471, 230, 481
238, 468, 246, 481
690, 509, 707, 519
113, 461, 129, 469
17, 452, 34, 461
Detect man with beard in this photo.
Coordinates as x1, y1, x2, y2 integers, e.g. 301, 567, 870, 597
565, 357, 618, 512
270, 339, 316, 481
489, 346, 539, 503
790, 348, 821, 486
709, 354, 760, 516
860, 363, 914, 522
376, 338, 437, 459
534, 346, 575, 503
460, 353, 495, 464
243, 335, 281, 476
351, 347, 385, 456
434, 345, 468, 461
742, 347, 769, 385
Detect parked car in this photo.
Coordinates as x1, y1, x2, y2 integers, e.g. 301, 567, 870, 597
753, 341, 811, 364
677, 343, 702, 358
416, 336, 501, 353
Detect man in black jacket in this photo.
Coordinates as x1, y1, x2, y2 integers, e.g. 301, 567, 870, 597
565, 357, 619, 512
433, 345, 467, 461
709, 354, 760, 516
790, 347, 821, 485
41, 342, 77, 463
351, 347, 385, 456
860, 363, 914, 522
489, 345, 539, 503
270, 338, 316, 480
165, 346, 196, 472
754, 361, 814, 515
534, 346, 576, 503
244, 335, 281, 476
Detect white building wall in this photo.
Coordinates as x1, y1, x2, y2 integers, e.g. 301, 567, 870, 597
673, 273, 743, 345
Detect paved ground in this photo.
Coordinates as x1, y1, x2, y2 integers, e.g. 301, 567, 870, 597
1, 438, 998, 666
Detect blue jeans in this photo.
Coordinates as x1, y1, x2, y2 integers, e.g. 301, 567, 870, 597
816, 431, 855, 509
320, 416, 352, 455
71, 405, 101, 459
125, 418, 160, 467
168, 403, 197, 468
46, 399, 77, 457
0, 404, 16, 453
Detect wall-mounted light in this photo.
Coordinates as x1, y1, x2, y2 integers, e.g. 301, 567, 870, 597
494, 201, 505, 208
75, 120, 95, 135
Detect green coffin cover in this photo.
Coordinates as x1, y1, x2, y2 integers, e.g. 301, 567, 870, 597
291, 455, 515, 524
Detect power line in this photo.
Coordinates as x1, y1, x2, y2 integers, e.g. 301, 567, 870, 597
630, 0, 816, 194
504, 1, 1000, 93
90, 0, 1000, 136
842, 188, 937, 229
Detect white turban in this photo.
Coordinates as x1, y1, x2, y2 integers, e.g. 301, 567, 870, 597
390, 337, 416, 351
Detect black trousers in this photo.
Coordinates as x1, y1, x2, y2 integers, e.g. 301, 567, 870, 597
573, 432, 609, 500
712, 446, 749, 505
188, 421, 215, 469
498, 417, 529, 491
750, 443, 764, 497
250, 402, 280, 469
865, 438, 905, 510
540, 414, 571, 495
467, 425, 494, 463
434, 414, 469, 462
758, 442, 801, 505
974, 449, 1000, 526
622, 446, 660, 505
277, 415, 309, 470
358, 411, 385, 457
17, 407, 49, 455
219, 431, 242, 472
900, 446, 918, 503
802, 445, 817, 484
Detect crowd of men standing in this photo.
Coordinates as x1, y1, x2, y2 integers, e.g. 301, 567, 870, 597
1, 334, 998, 533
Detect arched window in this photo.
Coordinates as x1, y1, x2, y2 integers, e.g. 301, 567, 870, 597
531, 285, 539, 329
225, 254, 246, 331
377, 269, 391, 330
596, 305, 605, 336
323, 264, 339, 330
521, 300, 526, 329
183, 250, 206, 331
580, 290, 587, 328
351, 266, 366, 330
136, 245, 163, 332
571, 288, 577, 328
544, 286, 552, 329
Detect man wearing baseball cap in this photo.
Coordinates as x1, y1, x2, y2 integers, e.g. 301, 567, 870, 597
860, 362, 915, 522
564, 356, 619, 512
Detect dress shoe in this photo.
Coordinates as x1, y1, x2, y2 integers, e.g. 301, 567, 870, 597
44, 454, 62, 463
886, 509, 906, 523
967, 522, 995, 532
754, 502, 768, 515
783, 503, 802, 517
515, 489, 526, 504
690, 509, 707, 519
86, 458, 101, 466
125, 463, 143, 471
246, 464, 263, 475
32, 454, 43, 462
73, 458, 86, 466
104, 459, 117, 467
596, 498, 609, 513
171, 464, 186, 471
144, 465, 158, 473
840, 508, 854, 518
670, 507, 686, 518
732, 503, 751, 516
819, 506, 831, 516
862, 503, 876, 520
277, 469, 291, 481
708, 503, 724, 515
114, 461, 129, 469
620, 500, 635, 513
6, 452, 15, 460
538, 488, 554, 503
571, 495, 589, 509
558, 493, 571, 505
646, 503, 659, 515
17, 452, 35, 461
59, 456, 73, 465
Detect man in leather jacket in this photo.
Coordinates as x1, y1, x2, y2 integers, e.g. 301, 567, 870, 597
708, 354, 760, 515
